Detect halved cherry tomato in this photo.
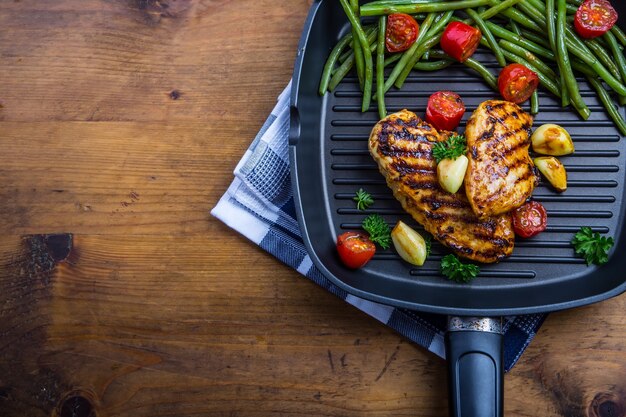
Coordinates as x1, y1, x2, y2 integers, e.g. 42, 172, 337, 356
440, 21, 482, 62
425, 91, 465, 131
574, 0, 618, 39
336, 232, 376, 269
512, 201, 547, 238
386, 13, 419, 53
498, 63, 539, 104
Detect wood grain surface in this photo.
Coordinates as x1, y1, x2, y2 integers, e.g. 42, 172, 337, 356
0, 1, 624, 416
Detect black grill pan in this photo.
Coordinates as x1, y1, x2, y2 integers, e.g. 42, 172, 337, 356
289, 1, 626, 416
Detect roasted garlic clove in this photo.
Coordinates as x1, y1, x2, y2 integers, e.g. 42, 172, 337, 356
391, 221, 428, 266
531, 124, 574, 156
437, 155, 469, 194
534, 156, 567, 192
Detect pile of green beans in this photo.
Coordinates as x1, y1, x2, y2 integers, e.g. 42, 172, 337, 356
318, 0, 626, 134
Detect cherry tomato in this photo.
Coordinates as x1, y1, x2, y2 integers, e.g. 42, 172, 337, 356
498, 64, 540, 104
386, 13, 419, 53
440, 21, 482, 62
574, 0, 618, 39
336, 232, 376, 269
425, 91, 466, 131
512, 201, 548, 238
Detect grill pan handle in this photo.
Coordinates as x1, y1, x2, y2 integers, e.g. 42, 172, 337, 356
445, 317, 503, 417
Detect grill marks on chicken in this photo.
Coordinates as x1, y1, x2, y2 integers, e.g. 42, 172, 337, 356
465, 100, 538, 218
369, 109, 514, 263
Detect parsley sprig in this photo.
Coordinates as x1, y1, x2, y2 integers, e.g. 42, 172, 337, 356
432, 134, 467, 164
571, 227, 614, 266
362, 214, 391, 249
353, 188, 374, 211
440, 254, 480, 283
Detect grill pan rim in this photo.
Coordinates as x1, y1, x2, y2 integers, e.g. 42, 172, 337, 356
289, 0, 626, 316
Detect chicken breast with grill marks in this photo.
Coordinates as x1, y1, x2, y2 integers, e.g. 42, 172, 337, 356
369, 109, 514, 264
464, 100, 538, 218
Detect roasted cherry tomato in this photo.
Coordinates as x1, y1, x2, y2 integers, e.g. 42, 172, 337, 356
386, 13, 419, 53
336, 232, 376, 269
425, 91, 466, 131
574, 0, 618, 39
512, 201, 548, 238
498, 63, 540, 104
440, 21, 482, 62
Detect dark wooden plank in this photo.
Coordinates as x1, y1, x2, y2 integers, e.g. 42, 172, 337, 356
0, 234, 624, 416
0, 0, 624, 416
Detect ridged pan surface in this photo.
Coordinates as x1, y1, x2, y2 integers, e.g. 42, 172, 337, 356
289, 0, 626, 315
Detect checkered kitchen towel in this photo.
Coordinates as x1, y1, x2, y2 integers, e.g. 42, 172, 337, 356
211, 82, 547, 372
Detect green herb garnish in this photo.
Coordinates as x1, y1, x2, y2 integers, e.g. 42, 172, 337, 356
353, 188, 374, 211
440, 254, 480, 283
432, 134, 467, 164
362, 214, 391, 249
425, 236, 432, 257
571, 227, 614, 266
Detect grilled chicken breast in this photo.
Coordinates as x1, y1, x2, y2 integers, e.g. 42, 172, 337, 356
369, 109, 514, 263
465, 100, 538, 218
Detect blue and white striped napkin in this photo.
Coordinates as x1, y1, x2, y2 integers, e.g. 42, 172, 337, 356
211, 82, 546, 371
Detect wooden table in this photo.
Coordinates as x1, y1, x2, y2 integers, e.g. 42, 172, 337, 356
0, 1, 625, 416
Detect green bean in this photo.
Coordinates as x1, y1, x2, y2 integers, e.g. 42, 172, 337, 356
380, 13, 437, 95
539, 0, 577, 14
430, 50, 497, 90
528, 0, 626, 96
339, 27, 377, 63
604, 31, 626, 107
330, 29, 379, 87
499, 40, 557, 80
570, 59, 596, 77
532, 0, 578, 15
530, 91, 539, 114
514, 1, 547, 29
526, 0, 545, 10
593, 35, 612, 50
557, 0, 590, 119
329, 54, 355, 92
319, 32, 354, 95
360, 0, 492, 16
585, 39, 621, 80
476, 0, 522, 21
518, 30, 551, 49
499, 48, 562, 98
586, 76, 626, 136
376, 16, 387, 119
350, 0, 365, 90
413, 60, 454, 71
339, 0, 373, 111
565, 27, 626, 96
464, 58, 498, 90
394, 31, 446, 88
611, 26, 626, 48
466, 8, 505, 66
485, 22, 555, 61
498, 8, 543, 33
509, 21, 522, 37
604, 32, 626, 90
545, 0, 569, 107
395, 11, 454, 88
384, 53, 402, 68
